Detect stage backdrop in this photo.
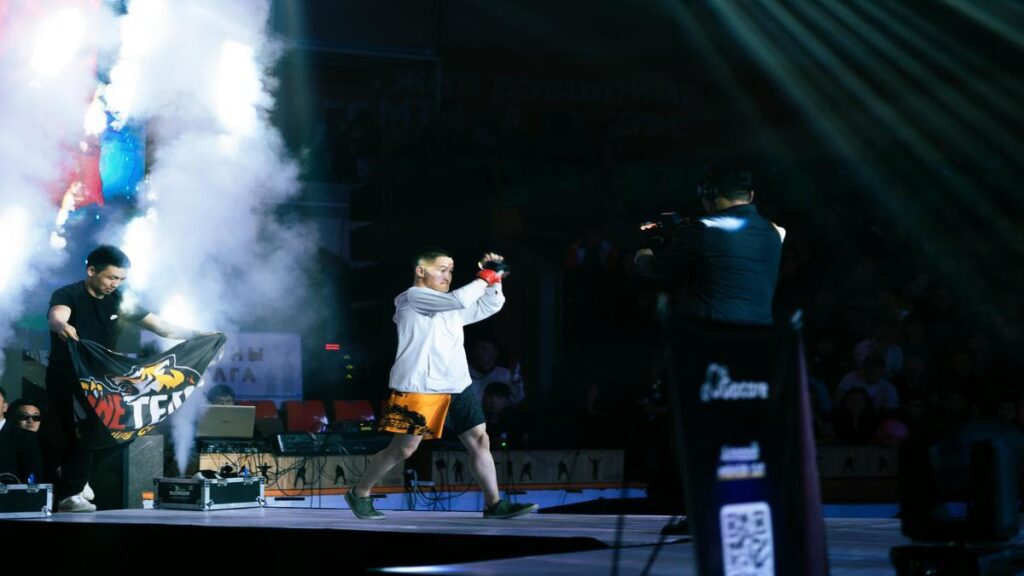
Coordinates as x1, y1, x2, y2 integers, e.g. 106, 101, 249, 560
142, 331, 303, 406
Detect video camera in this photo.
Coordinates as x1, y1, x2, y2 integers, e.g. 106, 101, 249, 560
639, 211, 689, 248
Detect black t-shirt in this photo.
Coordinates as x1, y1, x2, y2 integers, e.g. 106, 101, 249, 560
46, 281, 149, 379
636, 203, 782, 326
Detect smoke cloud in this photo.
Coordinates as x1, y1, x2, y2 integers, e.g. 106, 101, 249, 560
101, 0, 315, 473
0, 2, 118, 373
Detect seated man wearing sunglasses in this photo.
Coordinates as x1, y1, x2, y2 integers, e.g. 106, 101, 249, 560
0, 388, 42, 485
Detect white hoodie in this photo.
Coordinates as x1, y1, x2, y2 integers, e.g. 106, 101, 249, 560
388, 279, 505, 394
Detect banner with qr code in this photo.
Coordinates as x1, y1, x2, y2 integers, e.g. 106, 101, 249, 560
667, 320, 827, 576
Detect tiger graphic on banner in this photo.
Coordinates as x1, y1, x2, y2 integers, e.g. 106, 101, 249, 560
70, 333, 226, 444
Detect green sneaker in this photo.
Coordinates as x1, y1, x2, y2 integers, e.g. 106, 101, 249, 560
483, 499, 538, 519
345, 488, 386, 520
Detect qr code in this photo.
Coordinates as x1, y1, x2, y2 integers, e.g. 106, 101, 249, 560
720, 501, 774, 576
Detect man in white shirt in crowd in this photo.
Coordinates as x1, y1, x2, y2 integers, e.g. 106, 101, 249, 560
346, 248, 537, 520
467, 340, 525, 405
833, 353, 901, 414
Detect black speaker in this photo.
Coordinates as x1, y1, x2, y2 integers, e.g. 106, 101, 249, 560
898, 420, 1024, 543
90, 434, 164, 510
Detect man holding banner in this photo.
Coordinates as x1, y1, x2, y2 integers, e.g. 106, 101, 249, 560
47, 245, 218, 513
634, 168, 826, 576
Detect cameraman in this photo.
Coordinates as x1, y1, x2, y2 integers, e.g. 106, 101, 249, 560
633, 167, 785, 534
634, 167, 784, 326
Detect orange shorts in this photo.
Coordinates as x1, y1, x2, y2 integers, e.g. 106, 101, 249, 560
379, 390, 452, 439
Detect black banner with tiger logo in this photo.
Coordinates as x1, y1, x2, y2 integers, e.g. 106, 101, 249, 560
68, 333, 227, 445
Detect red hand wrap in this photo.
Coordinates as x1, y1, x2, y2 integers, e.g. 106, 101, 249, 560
476, 268, 502, 286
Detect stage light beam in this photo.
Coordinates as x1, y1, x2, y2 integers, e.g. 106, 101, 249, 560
30, 8, 87, 82
216, 40, 262, 137
121, 208, 159, 291
160, 293, 198, 330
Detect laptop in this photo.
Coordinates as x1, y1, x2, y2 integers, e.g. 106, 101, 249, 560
196, 405, 256, 439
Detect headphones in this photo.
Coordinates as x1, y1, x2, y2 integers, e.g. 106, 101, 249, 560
697, 167, 754, 201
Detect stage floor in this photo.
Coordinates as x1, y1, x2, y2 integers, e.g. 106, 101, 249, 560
375, 518, 908, 575
25, 507, 681, 548
10, 508, 912, 573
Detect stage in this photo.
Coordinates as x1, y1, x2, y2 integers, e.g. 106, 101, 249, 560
377, 518, 909, 575
4, 507, 911, 573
